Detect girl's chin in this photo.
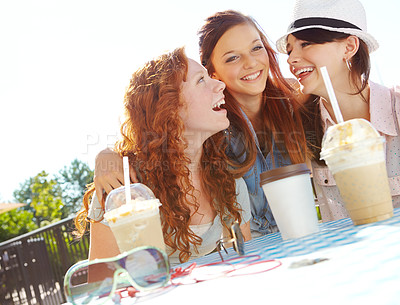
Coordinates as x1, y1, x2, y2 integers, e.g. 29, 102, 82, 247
219, 121, 230, 133
221, 120, 230, 131
240, 76, 267, 93
299, 83, 314, 95
244, 86, 266, 97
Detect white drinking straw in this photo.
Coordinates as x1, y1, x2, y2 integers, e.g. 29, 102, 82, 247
320, 66, 344, 124
123, 156, 131, 205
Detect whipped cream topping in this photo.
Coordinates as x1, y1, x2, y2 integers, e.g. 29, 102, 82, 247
321, 118, 380, 151
104, 198, 161, 223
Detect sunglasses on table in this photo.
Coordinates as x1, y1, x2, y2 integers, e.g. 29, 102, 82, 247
216, 221, 245, 261
64, 246, 170, 305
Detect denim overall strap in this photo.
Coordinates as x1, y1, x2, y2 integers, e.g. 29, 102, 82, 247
238, 107, 280, 233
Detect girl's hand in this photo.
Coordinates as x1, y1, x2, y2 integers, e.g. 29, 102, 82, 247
94, 148, 138, 204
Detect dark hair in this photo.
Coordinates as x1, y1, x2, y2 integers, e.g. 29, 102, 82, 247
198, 10, 307, 172
293, 28, 371, 162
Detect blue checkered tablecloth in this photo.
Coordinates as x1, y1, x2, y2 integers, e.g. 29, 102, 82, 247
138, 208, 400, 305
183, 208, 400, 266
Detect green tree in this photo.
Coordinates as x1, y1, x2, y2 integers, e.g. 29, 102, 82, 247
0, 209, 37, 242
13, 171, 63, 227
56, 159, 94, 217
2, 159, 93, 241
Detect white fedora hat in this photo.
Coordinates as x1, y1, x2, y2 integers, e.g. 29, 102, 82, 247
276, 0, 379, 54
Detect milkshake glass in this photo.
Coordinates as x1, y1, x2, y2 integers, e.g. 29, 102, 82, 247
103, 183, 165, 252
320, 118, 393, 225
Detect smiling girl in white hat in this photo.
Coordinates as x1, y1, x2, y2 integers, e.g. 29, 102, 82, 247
278, 0, 400, 221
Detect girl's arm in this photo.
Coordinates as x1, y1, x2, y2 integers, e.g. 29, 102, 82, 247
235, 178, 252, 242
88, 222, 120, 260
240, 221, 251, 242
87, 222, 120, 282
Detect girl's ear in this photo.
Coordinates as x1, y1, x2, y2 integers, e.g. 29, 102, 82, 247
344, 35, 360, 59
211, 72, 220, 80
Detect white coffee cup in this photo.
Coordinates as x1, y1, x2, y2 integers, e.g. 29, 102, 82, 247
260, 163, 319, 240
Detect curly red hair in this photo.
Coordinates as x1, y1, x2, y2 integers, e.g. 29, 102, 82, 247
75, 47, 242, 263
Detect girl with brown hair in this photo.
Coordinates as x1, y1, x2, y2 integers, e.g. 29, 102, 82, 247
197, 10, 308, 235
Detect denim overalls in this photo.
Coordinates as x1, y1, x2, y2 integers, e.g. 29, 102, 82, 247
227, 108, 292, 235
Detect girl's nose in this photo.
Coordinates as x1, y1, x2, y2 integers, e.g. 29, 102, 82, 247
243, 54, 257, 69
214, 78, 226, 92
287, 47, 300, 66
287, 53, 296, 65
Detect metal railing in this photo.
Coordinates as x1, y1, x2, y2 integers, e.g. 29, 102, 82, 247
0, 217, 89, 305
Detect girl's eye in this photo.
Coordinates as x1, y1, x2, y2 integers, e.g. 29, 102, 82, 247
225, 55, 238, 63
252, 45, 264, 52
287, 41, 311, 55
197, 76, 205, 84
301, 42, 311, 48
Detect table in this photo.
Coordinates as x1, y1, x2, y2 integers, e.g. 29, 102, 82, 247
135, 208, 400, 305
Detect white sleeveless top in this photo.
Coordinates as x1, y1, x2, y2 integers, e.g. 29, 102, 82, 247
88, 178, 251, 266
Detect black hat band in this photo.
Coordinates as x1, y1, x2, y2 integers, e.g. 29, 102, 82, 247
289, 17, 361, 31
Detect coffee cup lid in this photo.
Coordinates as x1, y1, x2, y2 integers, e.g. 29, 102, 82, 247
260, 163, 310, 186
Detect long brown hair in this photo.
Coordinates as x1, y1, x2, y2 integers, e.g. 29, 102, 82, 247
75, 47, 242, 263
198, 10, 307, 171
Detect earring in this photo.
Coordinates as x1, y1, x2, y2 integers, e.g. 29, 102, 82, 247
345, 58, 352, 72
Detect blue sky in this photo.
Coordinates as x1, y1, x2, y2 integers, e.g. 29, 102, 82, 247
0, 0, 398, 201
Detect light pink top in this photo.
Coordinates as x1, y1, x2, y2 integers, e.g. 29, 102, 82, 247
312, 82, 400, 222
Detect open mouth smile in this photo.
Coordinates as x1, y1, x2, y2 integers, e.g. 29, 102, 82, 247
294, 67, 314, 78
212, 99, 226, 111
241, 70, 261, 81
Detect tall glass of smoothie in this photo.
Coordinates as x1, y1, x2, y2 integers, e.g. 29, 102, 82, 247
320, 118, 393, 225
103, 183, 166, 252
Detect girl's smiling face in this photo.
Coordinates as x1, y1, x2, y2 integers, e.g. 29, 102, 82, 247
286, 33, 349, 96
180, 58, 228, 139
210, 23, 269, 105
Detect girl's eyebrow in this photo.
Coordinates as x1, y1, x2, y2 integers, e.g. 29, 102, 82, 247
183, 70, 203, 84
194, 71, 204, 77
222, 38, 262, 57
191, 70, 205, 81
